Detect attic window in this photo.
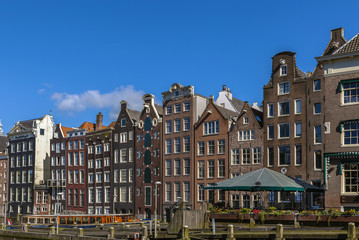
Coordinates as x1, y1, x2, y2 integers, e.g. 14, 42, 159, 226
280, 65, 287, 76
174, 91, 180, 97
40, 129, 45, 135
243, 117, 249, 124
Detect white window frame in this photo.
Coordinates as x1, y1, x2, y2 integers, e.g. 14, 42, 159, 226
280, 65, 287, 77
267, 103, 274, 118
294, 122, 302, 138
278, 81, 289, 95
278, 123, 290, 139
294, 99, 302, 114
278, 101, 290, 116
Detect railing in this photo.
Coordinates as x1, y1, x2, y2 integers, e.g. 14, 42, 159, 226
47, 179, 66, 188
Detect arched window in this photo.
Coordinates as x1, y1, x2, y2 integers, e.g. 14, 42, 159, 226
144, 133, 151, 147
144, 150, 151, 165
144, 117, 152, 131
144, 168, 151, 183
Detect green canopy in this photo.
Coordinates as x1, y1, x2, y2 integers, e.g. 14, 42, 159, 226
205, 168, 304, 192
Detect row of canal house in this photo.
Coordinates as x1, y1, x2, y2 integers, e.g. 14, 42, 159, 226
5, 27, 359, 219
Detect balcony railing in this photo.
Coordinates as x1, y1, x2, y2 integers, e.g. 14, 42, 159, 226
47, 179, 66, 188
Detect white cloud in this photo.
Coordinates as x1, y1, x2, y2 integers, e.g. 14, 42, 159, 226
51, 86, 145, 120
38, 88, 45, 94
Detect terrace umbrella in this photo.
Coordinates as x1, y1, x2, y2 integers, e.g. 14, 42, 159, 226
205, 168, 304, 192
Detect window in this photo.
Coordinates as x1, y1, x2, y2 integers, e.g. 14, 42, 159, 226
174, 103, 181, 113
120, 149, 127, 162
145, 186, 151, 206
197, 142, 204, 156
315, 151, 322, 170
314, 125, 322, 144
174, 119, 181, 132
198, 184, 205, 201
344, 163, 359, 193
165, 160, 172, 176
184, 101, 190, 111
342, 81, 359, 104
174, 159, 181, 176
144, 117, 152, 131
69, 141, 73, 150
278, 101, 290, 116
74, 140, 79, 149
119, 187, 127, 202
144, 150, 151, 165
218, 159, 225, 178
294, 99, 302, 114
184, 182, 190, 202
121, 118, 126, 127
278, 82, 289, 94
268, 125, 274, 140
129, 131, 133, 140
120, 169, 127, 183
144, 168, 151, 185
183, 159, 190, 175
144, 133, 151, 147
231, 149, 240, 165
96, 159, 102, 168
208, 160, 214, 178
267, 103, 274, 118
95, 145, 102, 154
207, 141, 215, 155
165, 183, 172, 202
183, 117, 190, 131
203, 120, 219, 135
114, 150, 118, 163
165, 139, 172, 154
243, 117, 249, 124
314, 103, 321, 115
104, 171, 110, 182
96, 172, 102, 183
343, 122, 359, 145
88, 160, 94, 168
174, 138, 181, 153
278, 123, 290, 138
253, 147, 261, 164
239, 130, 254, 141
80, 140, 84, 149
280, 65, 287, 76
183, 136, 190, 152
295, 122, 302, 137
198, 161, 204, 178
129, 148, 133, 162
295, 145, 302, 165
40, 129, 45, 135
137, 133, 142, 142
166, 105, 172, 115
314, 79, 321, 91
242, 149, 250, 165
218, 139, 225, 154
279, 146, 290, 166
88, 173, 94, 183
174, 182, 181, 201
88, 146, 93, 154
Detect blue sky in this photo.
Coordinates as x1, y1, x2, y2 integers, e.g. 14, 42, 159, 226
1, 1, 358, 133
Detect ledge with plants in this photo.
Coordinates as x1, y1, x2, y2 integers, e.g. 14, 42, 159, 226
209, 207, 359, 225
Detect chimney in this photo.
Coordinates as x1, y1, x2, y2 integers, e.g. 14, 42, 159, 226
121, 100, 127, 110
222, 85, 226, 91
96, 112, 103, 130
331, 27, 344, 42
209, 95, 214, 103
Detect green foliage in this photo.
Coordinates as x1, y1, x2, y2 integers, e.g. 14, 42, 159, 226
258, 212, 265, 224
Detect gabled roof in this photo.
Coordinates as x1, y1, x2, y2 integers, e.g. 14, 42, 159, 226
230, 97, 245, 113
60, 126, 73, 136
127, 109, 141, 122
333, 33, 359, 55
251, 107, 263, 127
154, 104, 163, 116
215, 104, 239, 119
79, 122, 95, 132
19, 117, 42, 129
107, 121, 116, 128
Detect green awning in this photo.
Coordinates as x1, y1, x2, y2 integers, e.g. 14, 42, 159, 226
205, 168, 304, 192
339, 119, 359, 133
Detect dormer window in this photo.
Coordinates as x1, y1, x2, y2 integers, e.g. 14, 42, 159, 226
174, 91, 180, 97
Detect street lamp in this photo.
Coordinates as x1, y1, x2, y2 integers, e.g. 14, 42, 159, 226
113, 194, 117, 223
154, 181, 161, 238
56, 192, 63, 235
